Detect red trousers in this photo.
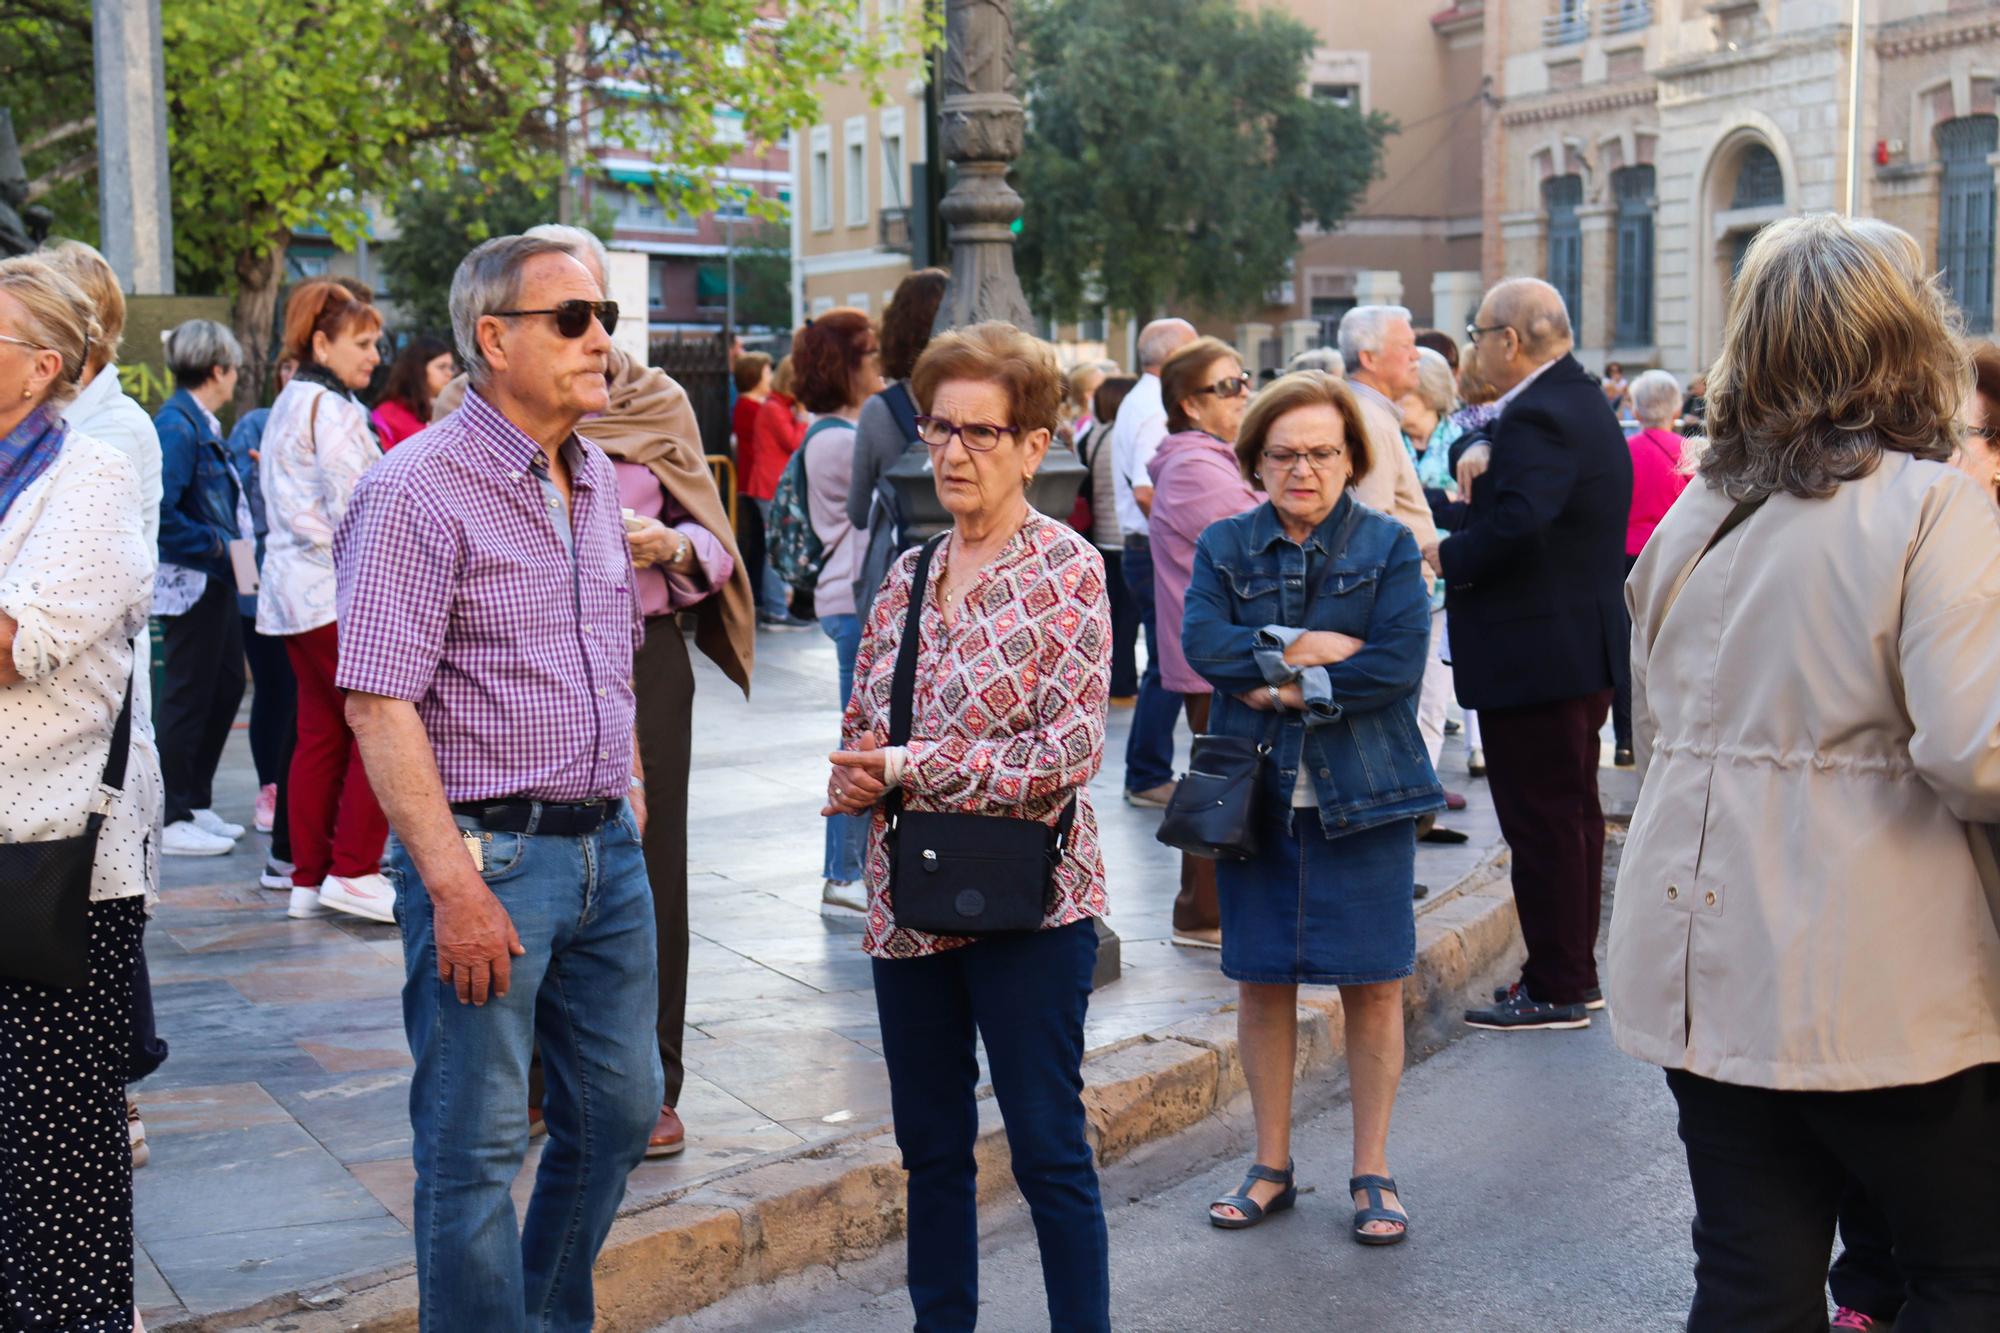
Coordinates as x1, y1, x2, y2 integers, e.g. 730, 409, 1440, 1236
284, 622, 388, 887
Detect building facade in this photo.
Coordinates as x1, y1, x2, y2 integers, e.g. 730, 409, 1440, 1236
1486, 0, 2000, 380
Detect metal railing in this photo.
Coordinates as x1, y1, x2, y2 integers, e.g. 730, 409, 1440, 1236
1541, 3, 1591, 46
1600, 0, 1652, 36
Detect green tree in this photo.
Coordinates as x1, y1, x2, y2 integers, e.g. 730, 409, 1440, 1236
1014, 0, 1392, 323
3, 1, 933, 398
730, 218, 794, 332
376, 169, 594, 338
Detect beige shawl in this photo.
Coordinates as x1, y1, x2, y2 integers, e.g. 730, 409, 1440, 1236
435, 348, 754, 695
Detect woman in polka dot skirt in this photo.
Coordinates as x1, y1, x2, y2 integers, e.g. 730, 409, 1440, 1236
0, 258, 161, 1331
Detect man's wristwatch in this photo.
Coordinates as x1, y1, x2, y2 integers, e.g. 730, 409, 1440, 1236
1267, 685, 1282, 709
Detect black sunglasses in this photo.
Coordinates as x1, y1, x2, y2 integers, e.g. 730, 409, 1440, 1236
492, 299, 619, 338
1194, 372, 1253, 400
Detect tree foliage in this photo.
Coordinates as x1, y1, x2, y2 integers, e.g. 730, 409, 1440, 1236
1014, 0, 1392, 322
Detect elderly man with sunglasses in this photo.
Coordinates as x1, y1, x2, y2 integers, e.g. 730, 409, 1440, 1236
332, 234, 662, 1331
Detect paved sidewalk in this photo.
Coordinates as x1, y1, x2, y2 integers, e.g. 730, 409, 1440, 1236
133, 626, 1555, 1326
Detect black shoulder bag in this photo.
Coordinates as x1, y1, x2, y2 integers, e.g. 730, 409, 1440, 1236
0, 672, 134, 988
1157, 502, 1365, 862
885, 534, 1078, 935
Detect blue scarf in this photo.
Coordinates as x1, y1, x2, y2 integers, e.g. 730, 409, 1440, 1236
0, 404, 66, 523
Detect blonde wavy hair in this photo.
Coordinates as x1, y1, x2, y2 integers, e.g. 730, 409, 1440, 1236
1701, 214, 1964, 500
0, 255, 99, 411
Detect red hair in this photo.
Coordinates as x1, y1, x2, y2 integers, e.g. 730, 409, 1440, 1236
790, 308, 876, 414
282, 279, 383, 366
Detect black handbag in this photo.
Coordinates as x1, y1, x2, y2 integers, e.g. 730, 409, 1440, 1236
1156, 501, 1365, 861
884, 534, 1077, 936
0, 672, 134, 988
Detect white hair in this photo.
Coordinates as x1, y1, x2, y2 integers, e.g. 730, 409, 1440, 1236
1136, 318, 1196, 371
1412, 347, 1458, 414
524, 224, 611, 291
1335, 304, 1412, 371
449, 235, 578, 387
1288, 346, 1344, 376
1630, 369, 1683, 427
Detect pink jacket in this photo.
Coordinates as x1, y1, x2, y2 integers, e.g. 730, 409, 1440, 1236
1147, 430, 1261, 694
1626, 427, 1689, 557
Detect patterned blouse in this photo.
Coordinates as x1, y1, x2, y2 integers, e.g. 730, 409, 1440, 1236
842, 511, 1112, 960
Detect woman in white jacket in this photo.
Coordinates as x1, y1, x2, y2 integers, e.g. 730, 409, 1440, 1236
0, 256, 160, 1333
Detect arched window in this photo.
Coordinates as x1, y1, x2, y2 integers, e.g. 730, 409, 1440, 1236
1613, 166, 1655, 347
1939, 115, 1997, 333
1731, 144, 1784, 209
1544, 174, 1583, 339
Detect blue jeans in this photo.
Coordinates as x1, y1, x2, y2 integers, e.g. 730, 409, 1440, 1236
822, 612, 870, 882
388, 802, 665, 1332
873, 920, 1110, 1332
1120, 539, 1179, 792
752, 497, 790, 617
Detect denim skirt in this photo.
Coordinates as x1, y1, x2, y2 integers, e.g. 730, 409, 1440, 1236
1215, 812, 1418, 986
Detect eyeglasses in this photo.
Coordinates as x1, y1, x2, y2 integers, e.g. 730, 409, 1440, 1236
0, 334, 49, 353
1194, 373, 1252, 400
1261, 447, 1346, 473
914, 415, 1019, 452
1465, 322, 1511, 343
491, 299, 619, 338
1969, 423, 2000, 445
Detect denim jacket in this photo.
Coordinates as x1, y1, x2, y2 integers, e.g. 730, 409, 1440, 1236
154, 388, 242, 580
1181, 494, 1443, 836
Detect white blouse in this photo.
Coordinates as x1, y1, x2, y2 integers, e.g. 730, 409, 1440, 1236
257, 378, 381, 636
0, 429, 163, 904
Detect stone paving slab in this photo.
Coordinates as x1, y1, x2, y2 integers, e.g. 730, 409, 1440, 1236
132, 626, 1611, 1328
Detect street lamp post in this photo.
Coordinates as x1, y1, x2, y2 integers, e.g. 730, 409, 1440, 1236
885, 0, 1117, 986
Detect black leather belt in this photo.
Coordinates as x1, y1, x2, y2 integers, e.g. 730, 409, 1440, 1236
1123, 533, 1149, 549
449, 798, 615, 836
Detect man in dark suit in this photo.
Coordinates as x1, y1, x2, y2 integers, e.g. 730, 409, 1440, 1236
1421, 278, 1633, 1031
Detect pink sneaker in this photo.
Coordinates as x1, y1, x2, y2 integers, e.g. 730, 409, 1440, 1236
1831, 1309, 1885, 1331
255, 783, 277, 834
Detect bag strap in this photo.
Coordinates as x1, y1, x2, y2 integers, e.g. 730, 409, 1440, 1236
880, 382, 921, 447
92, 666, 135, 816
884, 534, 1078, 845
1652, 497, 1765, 643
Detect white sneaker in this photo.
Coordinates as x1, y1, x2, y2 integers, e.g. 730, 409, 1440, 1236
820, 878, 867, 914
259, 858, 296, 891
191, 808, 246, 840
162, 820, 235, 856
287, 886, 330, 919
319, 873, 397, 924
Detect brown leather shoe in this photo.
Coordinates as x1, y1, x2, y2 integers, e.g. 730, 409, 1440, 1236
646, 1106, 686, 1158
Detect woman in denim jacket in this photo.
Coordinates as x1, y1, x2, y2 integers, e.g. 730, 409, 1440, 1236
1182, 371, 1442, 1245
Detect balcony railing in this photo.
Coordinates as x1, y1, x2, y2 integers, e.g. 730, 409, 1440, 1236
879, 206, 912, 254
1541, 4, 1590, 46
1600, 0, 1653, 35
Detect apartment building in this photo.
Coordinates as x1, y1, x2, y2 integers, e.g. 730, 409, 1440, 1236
1485, 0, 1999, 379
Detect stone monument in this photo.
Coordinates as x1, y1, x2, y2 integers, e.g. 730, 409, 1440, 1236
0, 110, 54, 259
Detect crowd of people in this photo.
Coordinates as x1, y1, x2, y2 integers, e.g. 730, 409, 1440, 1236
1, 206, 1997, 1332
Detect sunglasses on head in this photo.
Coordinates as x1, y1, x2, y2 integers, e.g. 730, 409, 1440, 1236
1194, 372, 1252, 400
492, 299, 619, 338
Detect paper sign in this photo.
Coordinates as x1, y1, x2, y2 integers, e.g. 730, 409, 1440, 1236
228, 538, 260, 596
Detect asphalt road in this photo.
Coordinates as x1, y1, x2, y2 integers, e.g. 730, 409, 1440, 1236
668, 1000, 1702, 1332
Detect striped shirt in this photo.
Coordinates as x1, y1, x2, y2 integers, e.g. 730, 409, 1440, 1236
332, 389, 642, 803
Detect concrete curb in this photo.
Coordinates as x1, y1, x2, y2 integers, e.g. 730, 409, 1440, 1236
206, 846, 1518, 1333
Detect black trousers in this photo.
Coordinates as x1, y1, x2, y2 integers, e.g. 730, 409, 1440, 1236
738, 495, 770, 617
1101, 547, 1139, 699
1478, 690, 1610, 1005
157, 577, 247, 825
634, 615, 694, 1107
1667, 1066, 2000, 1333
1612, 553, 1639, 749
1831, 1185, 1904, 1322
243, 616, 297, 862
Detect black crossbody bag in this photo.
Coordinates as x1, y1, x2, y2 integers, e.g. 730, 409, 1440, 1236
885, 534, 1077, 935
0, 672, 134, 988
1157, 502, 1364, 862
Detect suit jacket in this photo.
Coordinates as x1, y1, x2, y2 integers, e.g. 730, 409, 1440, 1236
1437, 354, 1632, 711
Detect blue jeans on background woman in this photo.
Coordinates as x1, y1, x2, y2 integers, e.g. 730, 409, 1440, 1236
821, 611, 869, 883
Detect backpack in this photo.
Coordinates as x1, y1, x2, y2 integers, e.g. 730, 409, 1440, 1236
768, 417, 847, 590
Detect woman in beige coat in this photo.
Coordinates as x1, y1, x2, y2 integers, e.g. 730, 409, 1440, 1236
1609, 214, 2000, 1331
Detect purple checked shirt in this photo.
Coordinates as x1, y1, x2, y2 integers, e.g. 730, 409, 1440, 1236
332, 389, 644, 803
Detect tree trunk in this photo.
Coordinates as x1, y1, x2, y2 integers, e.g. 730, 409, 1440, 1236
230, 219, 289, 416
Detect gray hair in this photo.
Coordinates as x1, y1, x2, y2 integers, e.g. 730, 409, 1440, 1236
1136, 317, 1196, 371
450, 235, 578, 387
1336, 304, 1413, 371
1412, 346, 1458, 415
1630, 369, 1682, 427
163, 318, 243, 389
523, 223, 610, 291
1288, 346, 1344, 377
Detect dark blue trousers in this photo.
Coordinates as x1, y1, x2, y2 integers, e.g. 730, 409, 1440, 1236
872, 920, 1110, 1332
1120, 538, 1179, 792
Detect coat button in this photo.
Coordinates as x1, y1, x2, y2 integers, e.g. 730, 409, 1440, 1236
1704, 891, 1717, 907
1318, 768, 1330, 778
1666, 885, 1679, 901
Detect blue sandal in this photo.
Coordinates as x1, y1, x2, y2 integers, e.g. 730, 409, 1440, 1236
1348, 1174, 1409, 1245
1208, 1160, 1297, 1230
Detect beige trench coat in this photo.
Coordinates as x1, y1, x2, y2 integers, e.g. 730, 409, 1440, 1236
1608, 453, 2000, 1091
